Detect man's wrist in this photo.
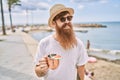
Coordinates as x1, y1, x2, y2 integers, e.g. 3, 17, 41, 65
39, 71, 46, 77
39, 66, 48, 77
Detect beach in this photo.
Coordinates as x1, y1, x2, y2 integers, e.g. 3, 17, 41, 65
23, 26, 120, 80
86, 58, 120, 80
0, 27, 120, 80
28, 24, 120, 80
0, 0, 120, 79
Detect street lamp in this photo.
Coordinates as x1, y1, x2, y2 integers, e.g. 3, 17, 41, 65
0, 0, 6, 35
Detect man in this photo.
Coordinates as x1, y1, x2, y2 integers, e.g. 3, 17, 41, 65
86, 40, 90, 50
34, 4, 88, 80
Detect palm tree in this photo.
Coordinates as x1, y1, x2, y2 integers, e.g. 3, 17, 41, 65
7, 0, 21, 32
0, 0, 6, 35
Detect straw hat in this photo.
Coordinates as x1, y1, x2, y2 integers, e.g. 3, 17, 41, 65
48, 4, 74, 27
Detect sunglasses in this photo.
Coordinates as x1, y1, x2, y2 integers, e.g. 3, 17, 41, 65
60, 16, 73, 22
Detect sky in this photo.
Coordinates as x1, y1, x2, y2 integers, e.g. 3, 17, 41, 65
0, 0, 120, 26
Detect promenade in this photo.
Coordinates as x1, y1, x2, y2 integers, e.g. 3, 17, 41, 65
0, 29, 41, 80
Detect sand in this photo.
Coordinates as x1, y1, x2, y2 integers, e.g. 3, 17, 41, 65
86, 58, 120, 80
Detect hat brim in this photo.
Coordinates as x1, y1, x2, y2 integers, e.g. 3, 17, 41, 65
48, 8, 74, 27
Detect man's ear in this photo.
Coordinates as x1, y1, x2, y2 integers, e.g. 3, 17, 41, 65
51, 21, 56, 28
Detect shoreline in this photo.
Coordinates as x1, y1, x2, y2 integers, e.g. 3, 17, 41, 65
88, 54, 120, 65
89, 48, 120, 61
90, 48, 120, 55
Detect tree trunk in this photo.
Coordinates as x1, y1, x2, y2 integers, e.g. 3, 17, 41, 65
9, 8, 14, 32
0, 0, 6, 35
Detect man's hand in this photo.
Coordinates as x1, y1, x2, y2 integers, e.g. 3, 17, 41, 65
35, 57, 49, 77
77, 65, 85, 80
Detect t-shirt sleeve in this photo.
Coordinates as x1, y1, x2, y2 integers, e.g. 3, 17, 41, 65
76, 39, 88, 66
34, 40, 45, 65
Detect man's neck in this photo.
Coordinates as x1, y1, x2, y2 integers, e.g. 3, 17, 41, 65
53, 33, 59, 41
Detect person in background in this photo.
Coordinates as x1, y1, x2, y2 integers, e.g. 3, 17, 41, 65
86, 40, 90, 54
86, 40, 90, 50
34, 4, 88, 80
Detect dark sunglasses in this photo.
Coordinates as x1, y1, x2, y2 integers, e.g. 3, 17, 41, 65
60, 16, 73, 22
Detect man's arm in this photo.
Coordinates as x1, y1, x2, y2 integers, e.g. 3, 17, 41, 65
77, 65, 85, 80
35, 58, 49, 77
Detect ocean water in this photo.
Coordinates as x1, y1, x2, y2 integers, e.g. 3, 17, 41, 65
31, 22, 120, 50
76, 22, 120, 50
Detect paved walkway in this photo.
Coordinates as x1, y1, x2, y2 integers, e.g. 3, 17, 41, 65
0, 30, 42, 80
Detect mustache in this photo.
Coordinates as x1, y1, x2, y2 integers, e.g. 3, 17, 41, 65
62, 22, 72, 29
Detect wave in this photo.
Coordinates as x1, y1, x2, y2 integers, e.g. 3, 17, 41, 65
90, 48, 120, 55
88, 48, 120, 61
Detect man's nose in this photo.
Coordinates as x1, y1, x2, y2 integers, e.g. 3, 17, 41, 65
64, 19, 69, 23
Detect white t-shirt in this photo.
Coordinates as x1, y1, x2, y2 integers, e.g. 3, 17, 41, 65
34, 35, 88, 80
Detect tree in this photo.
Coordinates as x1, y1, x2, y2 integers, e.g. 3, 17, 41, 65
7, 0, 21, 32
1, 0, 6, 35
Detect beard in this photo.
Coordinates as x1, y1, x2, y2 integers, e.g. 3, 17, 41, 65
55, 22, 77, 50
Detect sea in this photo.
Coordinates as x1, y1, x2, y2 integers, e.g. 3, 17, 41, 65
31, 22, 120, 51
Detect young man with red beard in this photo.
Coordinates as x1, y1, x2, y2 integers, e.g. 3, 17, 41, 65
34, 4, 88, 80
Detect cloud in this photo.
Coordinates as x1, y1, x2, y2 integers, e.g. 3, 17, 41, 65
99, 0, 108, 4
78, 5, 85, 10
3, 0, 23, 13
20, 2, 37, 11
11, 6, 22, 13
48, 0, 52, 2
70, 0, 98, 3
37, 2, 50, 10
20, 1, 50, 11
3, 0, 50, 14
114, 4, 119, 8
70, 0, 108, 3
3, 0, 49, 13
2, 0, 9, 13
3, 5, 9, 13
